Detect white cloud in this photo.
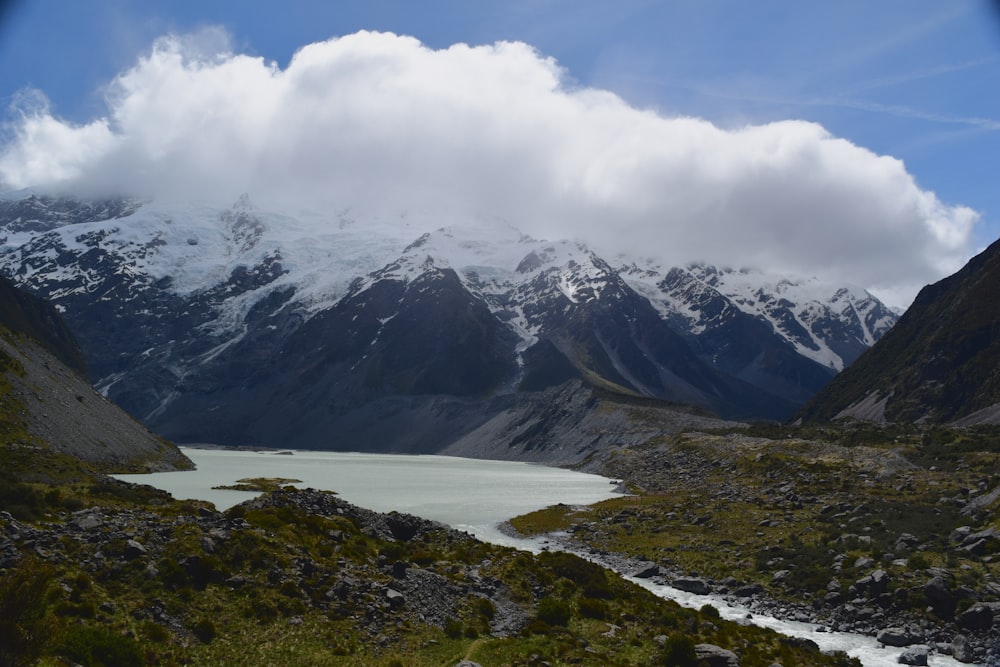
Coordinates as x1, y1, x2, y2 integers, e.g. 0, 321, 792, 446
0, 29, 978, 307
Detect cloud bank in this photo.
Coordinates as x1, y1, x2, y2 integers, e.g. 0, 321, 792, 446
0, 29, 978, 306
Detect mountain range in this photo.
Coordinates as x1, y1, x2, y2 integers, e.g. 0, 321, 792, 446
0, 192, 897, 452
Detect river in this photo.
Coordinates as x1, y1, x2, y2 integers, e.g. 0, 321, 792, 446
116, 446, 971, 667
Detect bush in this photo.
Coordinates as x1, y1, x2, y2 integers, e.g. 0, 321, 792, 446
538, 551, 612, 598
661, 634, 698, 667
58, 625, 144, 667
193, 617, 216, 643
578, 597, 608, 620
0, 557, 57, 667
536, 597, 571, 627
443, 617, 463, 639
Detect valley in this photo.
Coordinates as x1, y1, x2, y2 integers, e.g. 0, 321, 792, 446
2, 193, 998, 665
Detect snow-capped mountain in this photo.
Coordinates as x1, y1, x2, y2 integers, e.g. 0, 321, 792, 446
619, 261, 896, 372
0, 192, 898, 450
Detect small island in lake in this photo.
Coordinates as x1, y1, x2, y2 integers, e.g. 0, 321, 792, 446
213, 477, 305, 492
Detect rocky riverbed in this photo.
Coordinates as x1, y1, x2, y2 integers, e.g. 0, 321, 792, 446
515, 429, 1000, 665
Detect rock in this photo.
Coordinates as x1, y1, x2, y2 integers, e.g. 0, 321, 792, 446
963, 526, 999, 545
898, 646, 928, 666
735, 584, 764, 597
950, 526, 972, 543
633, 562, 660, 578
957, 603, 993, 631
951, 635, 976, 663
386, 588, 405, 609
672, 577, 711, 595
695, 643, 740, 667
385, 513, 421, 541
855, 556, 875, 569
454, 662, 483, 667
877, 627, 917, 647
962, 486, 1000, 516
772, 570, 790, 584
124, 539, 147, 560
962, 539, 990, 556
923, 576, 956, 617
856, 569, 889, 598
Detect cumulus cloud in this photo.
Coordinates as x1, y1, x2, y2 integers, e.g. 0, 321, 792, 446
0, 29, 978, 306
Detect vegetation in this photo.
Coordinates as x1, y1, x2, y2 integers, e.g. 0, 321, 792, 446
0, 431, 866, 667
511, 424, 1000, 638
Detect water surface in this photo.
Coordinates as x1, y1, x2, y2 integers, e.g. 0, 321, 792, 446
116, 446, 622, 543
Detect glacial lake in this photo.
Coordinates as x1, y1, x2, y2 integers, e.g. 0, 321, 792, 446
117, 446, 971, 667
114, 446, 623, 545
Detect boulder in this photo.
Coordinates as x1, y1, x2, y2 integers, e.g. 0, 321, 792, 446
923, 576, 956, 617
951, 635, 976, 664
736, 584, 764, 597
857, 569, 889, 598
877, 627, 918, 647
633, 562, 661, 579
950, 526, 972, 543
695, 644, 740, 667
958, 603, 993, 631
124, 539, 147, 560
962, 539, 990, 556
386, 588, 405, 609
672, 577, 711, 595
897, 646, 928, 666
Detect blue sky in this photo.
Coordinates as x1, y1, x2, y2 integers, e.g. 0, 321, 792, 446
0, 1, 998, 306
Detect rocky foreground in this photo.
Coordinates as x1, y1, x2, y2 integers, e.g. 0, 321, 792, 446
513, 425, 1000, 665
1, 474, 864, 666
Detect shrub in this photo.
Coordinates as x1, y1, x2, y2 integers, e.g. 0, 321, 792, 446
578, 597, 608, 620
193, 617, 216, 643
538, 551, 612, 599
142, 621, 170, 643
0, 557, 57, 667
660, 634, 698, 667
699, 603, 720, 619
536, 597, 571, 627
58, 625, 144, 667
443, 617, 463, 639
472, 596, 496, 621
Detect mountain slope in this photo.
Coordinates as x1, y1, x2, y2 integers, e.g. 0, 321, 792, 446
799, 237, 1000, 425
0, 275, 189, 470
0, 193, 898, 448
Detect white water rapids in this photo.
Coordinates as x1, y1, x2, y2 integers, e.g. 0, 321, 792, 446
116, 447, 973, 667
